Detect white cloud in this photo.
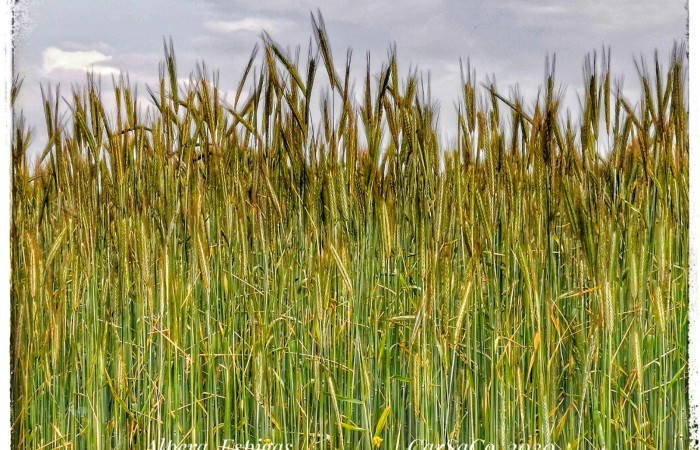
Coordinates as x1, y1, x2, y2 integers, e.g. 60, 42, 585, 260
503, 3, 566, 16
502, 0, 684, 32
202, 0, 443, 26
42, 47, 120, 75
204, 18, 293, 35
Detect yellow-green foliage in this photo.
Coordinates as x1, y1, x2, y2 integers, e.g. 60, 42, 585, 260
11, 23, 687, 449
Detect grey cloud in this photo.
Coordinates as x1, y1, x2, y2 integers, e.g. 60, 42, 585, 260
13, 0, 687, 155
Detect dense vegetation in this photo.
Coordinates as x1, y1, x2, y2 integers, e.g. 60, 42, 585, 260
11, 17, 688, 449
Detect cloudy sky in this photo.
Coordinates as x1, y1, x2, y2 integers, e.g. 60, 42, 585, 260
12, 0, 688, 155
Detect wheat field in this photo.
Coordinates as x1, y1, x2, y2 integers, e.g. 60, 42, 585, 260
11, 17, 688, 450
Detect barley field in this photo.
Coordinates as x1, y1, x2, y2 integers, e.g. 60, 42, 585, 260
11, 19, 688, 450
